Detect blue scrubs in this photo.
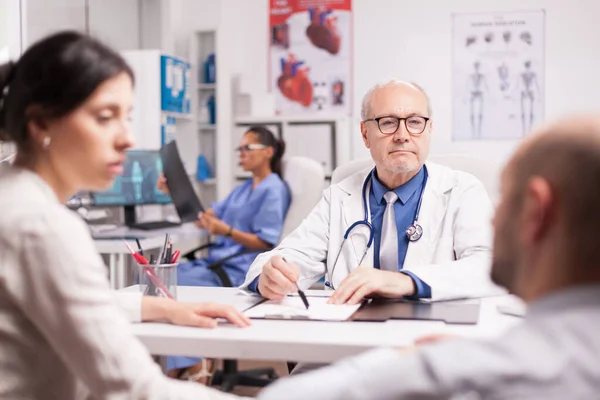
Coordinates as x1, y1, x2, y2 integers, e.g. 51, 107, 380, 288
168, 173, 290, 371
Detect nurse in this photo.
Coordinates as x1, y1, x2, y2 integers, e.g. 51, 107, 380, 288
160, 126, 291, 379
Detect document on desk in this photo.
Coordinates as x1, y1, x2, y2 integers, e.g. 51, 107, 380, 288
244, 297, 361, 321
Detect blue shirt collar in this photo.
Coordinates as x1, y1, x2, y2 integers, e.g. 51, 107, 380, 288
371, 166, 425, 205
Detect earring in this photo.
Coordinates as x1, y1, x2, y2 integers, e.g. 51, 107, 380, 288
42, 136, 51, 149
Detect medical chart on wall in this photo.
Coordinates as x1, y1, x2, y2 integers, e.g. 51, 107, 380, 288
269, 0, 352, 116
452, 10, 545, 141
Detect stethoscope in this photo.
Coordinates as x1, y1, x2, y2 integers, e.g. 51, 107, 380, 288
326, 166, 428, 289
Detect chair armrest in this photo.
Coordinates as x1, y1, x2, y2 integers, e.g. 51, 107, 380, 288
182, 242, 215, 261
207, 248, 272, 287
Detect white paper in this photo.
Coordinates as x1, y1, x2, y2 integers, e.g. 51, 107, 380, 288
452, 10, 545, 141
244, 296, 360, 321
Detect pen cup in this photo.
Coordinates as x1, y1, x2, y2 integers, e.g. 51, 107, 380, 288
138, 263, 178, 300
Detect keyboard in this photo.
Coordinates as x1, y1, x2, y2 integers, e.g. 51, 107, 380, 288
129, 220, 182, 230
89, 224, 118, 233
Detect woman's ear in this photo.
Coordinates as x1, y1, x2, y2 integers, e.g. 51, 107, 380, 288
25, 105, 50, 146
266, 146, 275, 160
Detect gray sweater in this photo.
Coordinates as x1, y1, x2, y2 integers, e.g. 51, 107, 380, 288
259, 285, 600, 399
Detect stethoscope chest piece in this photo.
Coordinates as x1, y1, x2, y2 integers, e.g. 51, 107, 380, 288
406, 223, 423, 242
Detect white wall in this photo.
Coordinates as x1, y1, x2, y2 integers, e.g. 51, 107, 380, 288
20, 0, 600, 194
25, 0, 140, 50
222, 0, 600, 168
88, 0, 139, 50
25, 0, 87, 45
0, 0, 25, 60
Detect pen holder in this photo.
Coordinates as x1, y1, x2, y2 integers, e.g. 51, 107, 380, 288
138, 263, 178, 300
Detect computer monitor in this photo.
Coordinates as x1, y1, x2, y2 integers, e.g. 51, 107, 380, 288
92, 150, 172, 207
91, 150, 178, 230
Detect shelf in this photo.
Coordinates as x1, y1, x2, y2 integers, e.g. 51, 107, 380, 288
198, 178, 217, 185
235, 114, 345, 124
198, 83, 216, 90
163, 111, 193, 120
198, 123, 217, 130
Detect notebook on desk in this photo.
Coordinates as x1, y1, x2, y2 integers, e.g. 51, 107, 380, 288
244, 297, 361, 322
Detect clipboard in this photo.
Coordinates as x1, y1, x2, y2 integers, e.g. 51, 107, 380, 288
159, 141, 205, 222
244, 297, 362, 322
350, 298, 481, 325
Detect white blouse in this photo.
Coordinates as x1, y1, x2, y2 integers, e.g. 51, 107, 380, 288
0, 166, 245, 400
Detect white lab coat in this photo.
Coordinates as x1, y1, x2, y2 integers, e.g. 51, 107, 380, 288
241, 161, 503, 301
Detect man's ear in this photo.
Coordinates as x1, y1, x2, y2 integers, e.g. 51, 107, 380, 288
360, 122, 370, 149
522, 177, 554, 244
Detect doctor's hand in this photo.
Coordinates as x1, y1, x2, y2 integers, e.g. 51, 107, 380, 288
328, 267, 416, 305
258, 256, 300, 300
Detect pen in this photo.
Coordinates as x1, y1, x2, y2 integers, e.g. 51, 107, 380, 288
157, 233, 168, 264
165, 238, 173, 264
171, 250, 180, 264
135, 238, 144, 256
123, 240, 174, 299
296, 282, 310, 310
282, 257, 309, 310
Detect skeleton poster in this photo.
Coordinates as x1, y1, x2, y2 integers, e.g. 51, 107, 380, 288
269, 0, 352, 116
452, 10, 545, 141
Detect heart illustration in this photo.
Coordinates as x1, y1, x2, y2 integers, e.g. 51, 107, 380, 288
277, 74, 313, 107
306, 7, 340, 55
277, 55, 313, 107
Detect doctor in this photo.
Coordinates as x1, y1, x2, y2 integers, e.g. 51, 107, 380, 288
241, 80, 500, 302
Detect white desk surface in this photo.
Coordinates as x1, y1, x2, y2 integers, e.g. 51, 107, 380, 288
93, 223, 207, 254
123, 286, 523, 364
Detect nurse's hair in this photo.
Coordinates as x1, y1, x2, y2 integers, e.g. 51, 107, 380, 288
246, 126, 286, 177
0, 30, 134, 154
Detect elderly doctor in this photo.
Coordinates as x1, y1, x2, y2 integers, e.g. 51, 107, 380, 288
241, 80, 500, 303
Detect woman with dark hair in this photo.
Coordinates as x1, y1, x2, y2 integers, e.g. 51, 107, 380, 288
158, 126, 291, 380
0, 31, 250, 399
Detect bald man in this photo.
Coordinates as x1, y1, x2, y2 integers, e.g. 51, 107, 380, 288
258, 115, 600, 399
241, 80, 501, 303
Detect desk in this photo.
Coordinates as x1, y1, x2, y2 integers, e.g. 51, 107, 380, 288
125, 286, 523, 364
94, 223, 208, 289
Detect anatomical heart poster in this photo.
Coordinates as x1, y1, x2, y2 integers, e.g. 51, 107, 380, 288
269, 0, 352, 116
452, 10, 545, 141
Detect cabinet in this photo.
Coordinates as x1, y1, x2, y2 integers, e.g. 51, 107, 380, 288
188, 30, 219, 207
121, 50, 193, 152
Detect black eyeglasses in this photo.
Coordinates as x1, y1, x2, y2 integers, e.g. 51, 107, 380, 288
363, 116, 430, 135
235, 144, 268, 153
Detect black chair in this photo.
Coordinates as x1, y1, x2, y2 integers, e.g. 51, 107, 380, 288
183, 243, 279, 392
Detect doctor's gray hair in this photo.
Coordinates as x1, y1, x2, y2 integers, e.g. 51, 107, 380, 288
360, 80, 433, 121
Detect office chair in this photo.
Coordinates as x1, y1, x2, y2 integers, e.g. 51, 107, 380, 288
330, 153, 500, 201
184, 156, 325, 392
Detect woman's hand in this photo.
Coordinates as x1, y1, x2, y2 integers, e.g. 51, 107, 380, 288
167, 302, 251, 328
192, 209, 215, 229
197, 212, 230, 236
156, 173, 169, 194
141, 297, 251, 328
